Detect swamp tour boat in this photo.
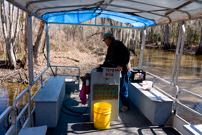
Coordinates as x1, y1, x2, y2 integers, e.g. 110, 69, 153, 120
1, 0, 202, 135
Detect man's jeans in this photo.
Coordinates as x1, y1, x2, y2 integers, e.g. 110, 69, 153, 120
120, 70, 131, 107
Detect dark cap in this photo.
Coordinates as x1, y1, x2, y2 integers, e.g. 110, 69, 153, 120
103, 32, 114, 41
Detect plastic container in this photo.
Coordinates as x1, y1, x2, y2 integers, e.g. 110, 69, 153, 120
94, 102, 112, 130
142, 81, 153, 90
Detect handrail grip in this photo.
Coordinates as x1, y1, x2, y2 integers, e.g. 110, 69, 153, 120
181, 88, 202, 99
17, 103, 30, 121
33, 67, 49, 84
0, 106, 13, 122
13, 88, 29, 107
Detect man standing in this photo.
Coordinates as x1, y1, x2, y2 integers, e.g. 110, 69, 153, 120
103, 32, 131, 112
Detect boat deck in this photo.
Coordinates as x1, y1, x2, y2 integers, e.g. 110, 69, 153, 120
46, 92, 180, 135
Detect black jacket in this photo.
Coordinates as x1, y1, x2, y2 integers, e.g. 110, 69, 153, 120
105, 39, 130, 72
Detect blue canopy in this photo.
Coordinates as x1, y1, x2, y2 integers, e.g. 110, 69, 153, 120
43, 10, 156, 29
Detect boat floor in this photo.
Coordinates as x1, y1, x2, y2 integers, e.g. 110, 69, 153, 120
46, 92, 180, 135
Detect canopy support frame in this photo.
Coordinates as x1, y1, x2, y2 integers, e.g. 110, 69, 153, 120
171, 21, 186, 86
46, 22, 50, 67
28, 14, 34, 86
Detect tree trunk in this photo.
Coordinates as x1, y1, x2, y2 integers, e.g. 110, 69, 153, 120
164, 24, 170, 49
101, 18, 105, 38
79, 26, 83, 40
136, 30, 140, 46
33, 21, 45, 64
172, 24, 175, 46
187, 24, 192, 47
195, 27, 202, 55
41, 32, 47, 54
156, 34, 158, 45
150, 27, 153, 44
21, 13, 28, 69
161, 25, 165, 45
1, 2, 20, 68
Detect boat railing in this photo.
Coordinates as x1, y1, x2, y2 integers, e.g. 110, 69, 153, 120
0, 65, 80, 135
51, 65, 80, 85
146, 71, 202, 123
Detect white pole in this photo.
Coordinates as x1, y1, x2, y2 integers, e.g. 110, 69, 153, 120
171, 22, 182, 86
138, 29, 146, 69
175, 24, 186, 85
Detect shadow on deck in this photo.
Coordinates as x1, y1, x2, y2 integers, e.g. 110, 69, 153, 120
46, 92, 180, 135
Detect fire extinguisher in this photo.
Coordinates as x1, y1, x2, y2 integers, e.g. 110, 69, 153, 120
85, 74, 90, 94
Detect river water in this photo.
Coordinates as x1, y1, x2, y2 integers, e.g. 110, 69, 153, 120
0, 47, 202, 133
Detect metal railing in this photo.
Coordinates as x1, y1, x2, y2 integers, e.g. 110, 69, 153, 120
52, 65, 80, 85
146, 71, 202, 122
0, 65, 80, 135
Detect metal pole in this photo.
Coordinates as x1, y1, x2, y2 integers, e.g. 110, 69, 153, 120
138, 29, 146, 69
46, 22, 50, 67
27, 85, 31, 126
11, 107, 17, 135
41, 75, 43, 88
175, 24, 186, 85
171, 22, 182, 86
28, 14, 34, 85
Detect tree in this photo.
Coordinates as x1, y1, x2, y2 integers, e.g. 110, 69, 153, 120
21, 13, 28, 69
195, 20, 202, 55
150, 27, 153, 44
164, 24, 170, 49
1, 1, 20, 68
161, 25, 165, 45
33, 21, 45, 64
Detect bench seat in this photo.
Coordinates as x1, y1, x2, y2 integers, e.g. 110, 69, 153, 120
33, 76, 65, 128
18, 125, 47, 135
128, 82, 173, 125
183, 124, 202, 135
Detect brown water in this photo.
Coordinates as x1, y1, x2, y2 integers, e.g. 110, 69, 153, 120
0, 47, 202, 133
0, 83, 39, 134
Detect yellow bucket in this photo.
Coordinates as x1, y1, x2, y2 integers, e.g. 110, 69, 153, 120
93, 102, 112, 130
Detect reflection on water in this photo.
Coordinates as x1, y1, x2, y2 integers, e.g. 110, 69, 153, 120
131, 47, 202, 124
0, 82, 38, 134
0, 83, 28, 134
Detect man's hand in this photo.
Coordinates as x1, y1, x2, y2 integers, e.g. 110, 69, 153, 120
116, 65, 123, 71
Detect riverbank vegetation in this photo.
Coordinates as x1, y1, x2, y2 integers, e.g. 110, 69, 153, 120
0, 1, 202, 84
